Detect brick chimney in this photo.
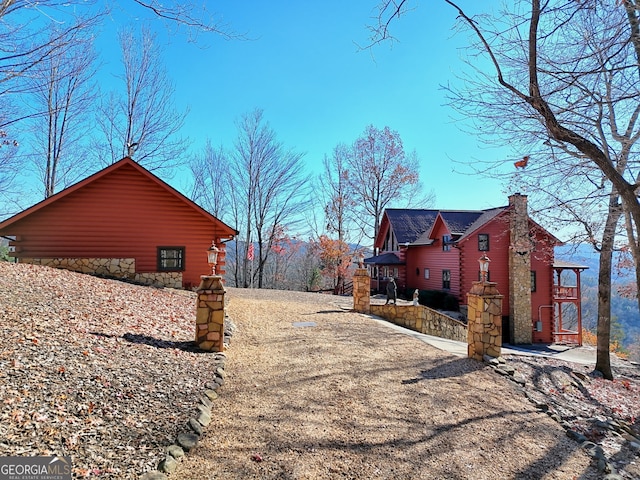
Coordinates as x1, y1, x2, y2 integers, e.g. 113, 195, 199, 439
508, 193, 532, 344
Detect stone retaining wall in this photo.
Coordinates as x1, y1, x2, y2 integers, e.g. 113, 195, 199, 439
370, 304, 467, 343
20, 257, 182, 289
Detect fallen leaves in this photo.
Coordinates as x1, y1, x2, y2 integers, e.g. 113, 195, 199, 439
0, 262, 219, 478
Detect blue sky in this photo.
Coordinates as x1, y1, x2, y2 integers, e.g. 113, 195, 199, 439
99, 1, 515, 212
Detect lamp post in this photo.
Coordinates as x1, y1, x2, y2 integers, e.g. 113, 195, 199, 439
357, 252, 365, 269
207, 241, 220, 275
478, 254, 491, 283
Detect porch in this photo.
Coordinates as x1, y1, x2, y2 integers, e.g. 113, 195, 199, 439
552, 261, 589, 346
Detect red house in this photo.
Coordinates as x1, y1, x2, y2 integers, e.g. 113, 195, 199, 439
0, 157, 237, 289
366, 194, 587, 345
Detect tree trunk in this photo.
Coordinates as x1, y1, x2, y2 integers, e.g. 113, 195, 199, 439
595, 193, 621, 380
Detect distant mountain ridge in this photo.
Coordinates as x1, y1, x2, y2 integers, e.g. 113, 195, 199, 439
556, 244, 639, 347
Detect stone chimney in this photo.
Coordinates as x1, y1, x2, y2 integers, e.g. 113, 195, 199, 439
508, 193, 532, 344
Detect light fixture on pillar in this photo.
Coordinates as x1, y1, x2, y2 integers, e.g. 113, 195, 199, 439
478, 254, 491, 283
357, 252, 365, 269
207, 241, 220, 275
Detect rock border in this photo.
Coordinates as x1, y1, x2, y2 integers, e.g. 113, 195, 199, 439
483, 354, 640, 480
139, 317, 235, 480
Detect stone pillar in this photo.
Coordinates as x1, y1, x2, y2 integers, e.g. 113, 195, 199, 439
353, 268, 371, 314
467, 281, 503, 361
195, 275, 225, 352
508, 193, 533, 344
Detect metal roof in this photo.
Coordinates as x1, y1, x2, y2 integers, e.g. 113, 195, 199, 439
383, 206, 510, 247
553, 260, 590, 270
384, 209, 439, 244
364, 252, 403, 265
439, 211, 488, 236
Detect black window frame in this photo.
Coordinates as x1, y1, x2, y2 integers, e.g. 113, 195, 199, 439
531, 271, 537, 292
442, 269, 451, 289
157, 246, 185, 272
478, 233, 490, 251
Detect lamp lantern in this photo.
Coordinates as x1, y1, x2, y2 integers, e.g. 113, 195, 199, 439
357, 252, 365, 269
478, 254, 491, 283
207, 241, 220, 275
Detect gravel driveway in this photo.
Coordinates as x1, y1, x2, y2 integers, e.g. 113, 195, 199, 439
172, 287, 597, 480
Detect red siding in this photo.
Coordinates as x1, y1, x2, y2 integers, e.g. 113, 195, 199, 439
458, 215, 512, 316
405, 212, 557, 342
0, 160, 236, 288
531, 229, 555, 343
405, 221, 460, 295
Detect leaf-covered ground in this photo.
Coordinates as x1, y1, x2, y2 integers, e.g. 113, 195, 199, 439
0, 262, 213, 478
1, 261, 638, 479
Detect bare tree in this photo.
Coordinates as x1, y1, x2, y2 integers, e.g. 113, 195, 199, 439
347, 124, 431, 251
0, 1, 239, 204
0, 1, 235, 118
369, 0, 640, 379
0, 128, 19, 207
26, 24, 98, 198
321, 144, 359, 245
228, 109, 311, 288
189, 140, 230, 219
95, 26, 189, 172
317, 144, 364, 293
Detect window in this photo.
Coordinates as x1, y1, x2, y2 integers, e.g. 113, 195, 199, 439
478, 234, 489, 251
531, 271, 537, 292
416, 267, 420, 276
442, 269, 451, 289
443, 234, 451, 251
158, 247, 185, 271
424, 268, 430, 279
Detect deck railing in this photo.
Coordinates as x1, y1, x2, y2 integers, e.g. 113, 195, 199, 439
553, 285, 578, 300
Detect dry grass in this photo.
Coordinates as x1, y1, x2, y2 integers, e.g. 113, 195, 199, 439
172, 288, 597, 480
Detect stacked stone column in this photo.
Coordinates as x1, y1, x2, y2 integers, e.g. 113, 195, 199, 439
508, 193, 533, 344
195, 275, 225, 352
353, 268, 371, 314
467, 281, 503, 361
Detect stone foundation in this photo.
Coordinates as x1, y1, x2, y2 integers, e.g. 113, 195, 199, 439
195, 275, 225, 352
467, 282, 503, 360
19, 257, 182, 289
134, 272, 182, 289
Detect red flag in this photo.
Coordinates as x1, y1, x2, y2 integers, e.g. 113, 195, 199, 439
247, 243, 254, 261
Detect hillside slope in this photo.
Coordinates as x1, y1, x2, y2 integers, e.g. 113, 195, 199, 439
1, 262, 638, 479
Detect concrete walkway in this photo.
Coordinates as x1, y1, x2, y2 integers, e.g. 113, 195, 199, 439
367, 315, 626, 367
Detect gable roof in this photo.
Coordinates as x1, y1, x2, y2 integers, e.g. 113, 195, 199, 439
381, 206, 510, 247
0, 157, 238, 237
380, 202, 562, 249
384, 209, 439, 244
454, 207, 507, 242
438, 211, 489, 236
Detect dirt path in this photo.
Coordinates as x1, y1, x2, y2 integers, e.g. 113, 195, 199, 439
172, 288, 596, 480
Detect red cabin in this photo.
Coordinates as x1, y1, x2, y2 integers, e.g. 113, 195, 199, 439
365, 194, 587, 345
0, 157, 237, 289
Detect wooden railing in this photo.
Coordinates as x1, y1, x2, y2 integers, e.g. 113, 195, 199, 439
553, 285, 578, 300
